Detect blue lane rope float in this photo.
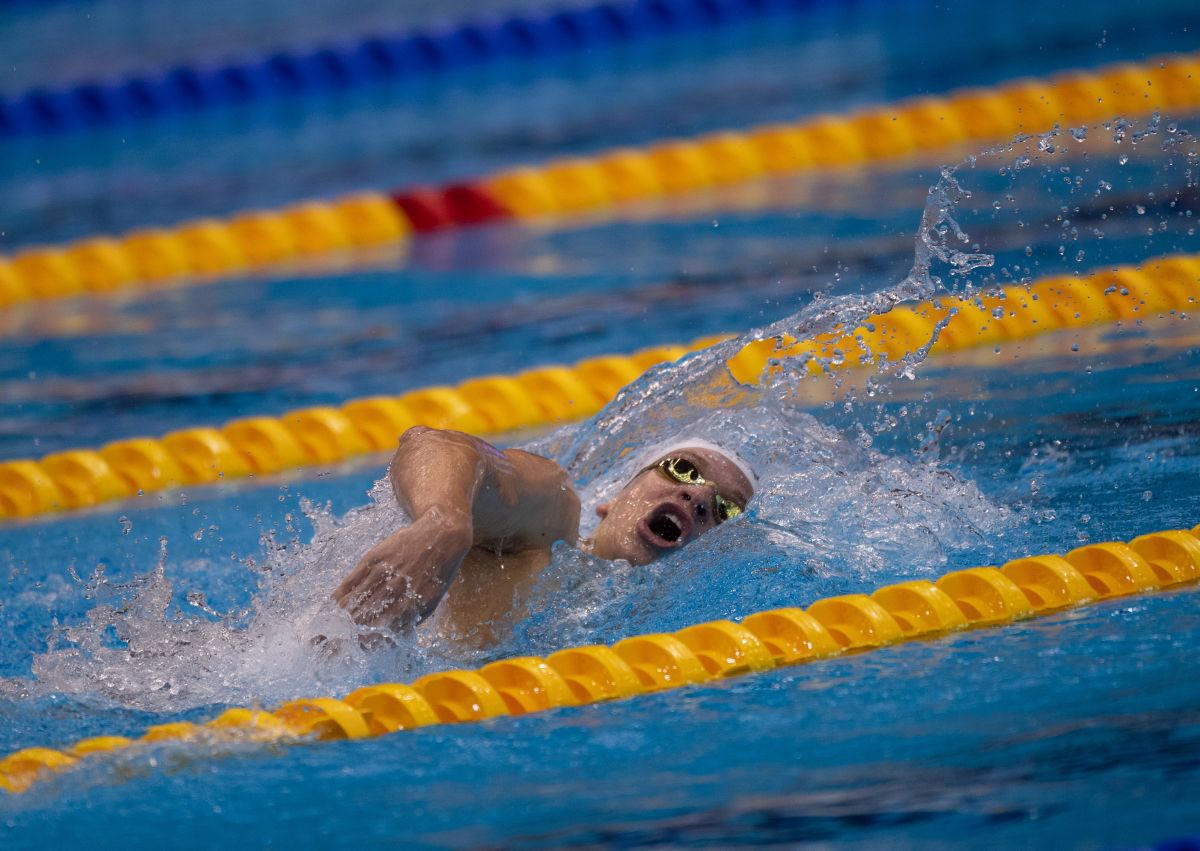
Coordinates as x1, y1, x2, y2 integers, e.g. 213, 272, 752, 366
0, 0, 829, 139
0, 0, 88, 7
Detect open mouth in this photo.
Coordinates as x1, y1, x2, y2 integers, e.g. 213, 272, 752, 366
648, 512, 684, 543
638, 503, 693, 550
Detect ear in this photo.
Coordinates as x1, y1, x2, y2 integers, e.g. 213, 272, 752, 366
595, 502, 610, 519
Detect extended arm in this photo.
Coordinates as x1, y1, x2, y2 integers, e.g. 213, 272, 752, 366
333, 427, 580, 630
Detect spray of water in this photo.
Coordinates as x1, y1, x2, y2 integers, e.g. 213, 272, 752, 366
14, 115, 1190, 714
0, 169, 1010, 713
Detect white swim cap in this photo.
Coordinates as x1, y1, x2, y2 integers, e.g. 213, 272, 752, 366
632, 437, 759, 490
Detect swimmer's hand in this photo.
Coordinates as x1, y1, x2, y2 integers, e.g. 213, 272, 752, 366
333, 510, 472, 631
333, 426, 579, 634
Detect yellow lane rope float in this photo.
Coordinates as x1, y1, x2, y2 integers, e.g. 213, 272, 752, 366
3, 521, 1198, 793
0, 252, 1196, 522
0, 52, 1196, 306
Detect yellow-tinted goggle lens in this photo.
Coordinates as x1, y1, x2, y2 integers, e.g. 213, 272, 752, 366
656, 457, 744, 522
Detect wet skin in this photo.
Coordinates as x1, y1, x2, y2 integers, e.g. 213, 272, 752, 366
588, 448, 754, 566
333, 427, 753, 637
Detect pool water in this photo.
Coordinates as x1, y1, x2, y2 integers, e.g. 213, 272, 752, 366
2, 0, 1200, 847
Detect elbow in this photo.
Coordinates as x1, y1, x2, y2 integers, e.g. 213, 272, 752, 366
387, 426, 486, 510
387, 426, 436, 499
391, 425, 453, 468
395, 424, 434, 452
393, 425, 480, 457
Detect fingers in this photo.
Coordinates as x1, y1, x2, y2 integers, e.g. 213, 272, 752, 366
332, 559, 374, 606
332, 535, 398, 604
332, 528, 454, 634
334, 559, 421, 630
339, 564, 394, 625
356, 631, 397, 652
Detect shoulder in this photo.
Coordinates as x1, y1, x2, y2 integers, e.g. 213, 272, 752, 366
502, 447, 572, 487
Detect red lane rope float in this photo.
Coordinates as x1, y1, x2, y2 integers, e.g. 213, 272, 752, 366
1, 52, 1197, 308
0, 252, 1196, 522
3, 522, 1198, 794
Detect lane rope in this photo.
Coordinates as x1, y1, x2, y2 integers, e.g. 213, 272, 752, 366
0, 252, 1195, 522
1, 52, 1196, 307
3, 520, 1198, 793
0, 0, 815, 138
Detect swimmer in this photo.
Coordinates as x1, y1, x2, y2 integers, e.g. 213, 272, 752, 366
333, 426, 755, 638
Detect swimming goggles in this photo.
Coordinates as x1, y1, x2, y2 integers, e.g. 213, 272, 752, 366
652, 457, 745, 522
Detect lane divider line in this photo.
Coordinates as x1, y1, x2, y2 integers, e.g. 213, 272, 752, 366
0, 252, 1196, 522
0, 0, 825, 136
0, 0, 816, 139
1, 52, 1196, 307
3, 522, 1198, 793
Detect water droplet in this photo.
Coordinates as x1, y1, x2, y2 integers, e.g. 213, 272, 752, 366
991, 307, 1005, 319
1071, 343, 1080, 352
1141, 490, 1153, 501
119, 516, 132, 535
1119, 154, 1129, 165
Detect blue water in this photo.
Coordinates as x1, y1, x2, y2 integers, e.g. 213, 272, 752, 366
2, 1, 1200, 848
3, 0, 1200, 248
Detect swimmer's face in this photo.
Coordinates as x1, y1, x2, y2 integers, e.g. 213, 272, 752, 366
590, 447, 754, 566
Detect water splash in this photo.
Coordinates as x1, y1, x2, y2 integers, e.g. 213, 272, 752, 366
549, 162, 994, 489
16, 114, 1190, 715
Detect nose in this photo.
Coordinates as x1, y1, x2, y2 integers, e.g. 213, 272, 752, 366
677, 488, 708, 521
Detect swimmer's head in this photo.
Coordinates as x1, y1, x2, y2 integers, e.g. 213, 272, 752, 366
589, 441, 756, 565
